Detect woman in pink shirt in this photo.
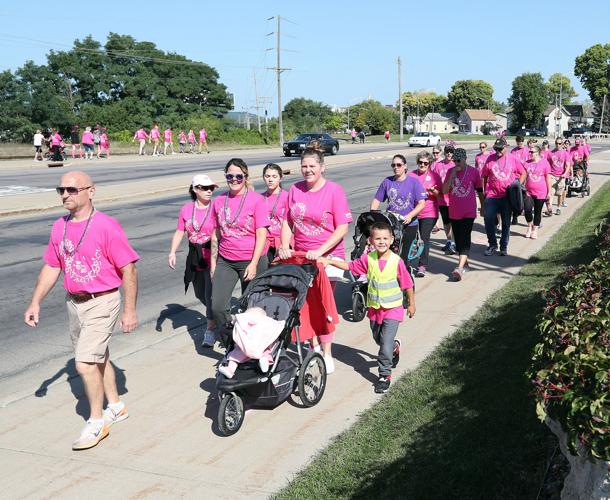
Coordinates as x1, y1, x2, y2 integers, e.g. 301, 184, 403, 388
178, 130, 187, 153
163, 127, 174, 155
474, 142, 490, 171
431, 144, 456, 254
279, 142, 352, 373
198, 128, 209, 154
187, 129, 197, 153
81, 127, 95, 160
210, 159, 269, 342
261, 163, 289, 262
523, 145, 552, 239
133, 127, 148, 155
149, 124, 161, 156
97, 128, 110, 159
443, 148, 485, 280
169, 174, 219, 348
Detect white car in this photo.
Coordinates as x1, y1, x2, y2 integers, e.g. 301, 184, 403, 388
408, 132, 441, 147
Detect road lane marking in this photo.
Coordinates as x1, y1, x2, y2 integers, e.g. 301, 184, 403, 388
0, 186, 54, 197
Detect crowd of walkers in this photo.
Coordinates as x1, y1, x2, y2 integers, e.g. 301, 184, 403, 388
23, 134, 591, 450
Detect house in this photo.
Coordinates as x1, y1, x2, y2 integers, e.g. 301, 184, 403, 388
562, 104, 593, 128
543, 105, 571, 137
457, 109, 507, 134
420, 113, 459, 133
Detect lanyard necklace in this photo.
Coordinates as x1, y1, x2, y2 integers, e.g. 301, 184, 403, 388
223, 188, 249, 227
265, 189, 282, 219
453, 166, 467, 191
62, 207, 95, 256
191, 200, 211, 233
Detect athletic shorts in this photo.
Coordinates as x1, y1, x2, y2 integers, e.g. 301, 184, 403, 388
34, 145, 42, 152
67, 290, 121, 363
439, 205, 450, 226
83, 144, 94, 152
552, 176, 565, 195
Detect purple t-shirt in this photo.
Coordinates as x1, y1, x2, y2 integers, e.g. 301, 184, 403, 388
446, 166, 483, 220
374, 176, 426, 226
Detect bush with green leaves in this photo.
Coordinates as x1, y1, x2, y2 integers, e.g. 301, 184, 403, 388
529, 220, 610, 460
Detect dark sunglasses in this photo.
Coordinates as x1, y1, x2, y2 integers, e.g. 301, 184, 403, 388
390, 162, 404, 167
194, 185, 215, 191
225, 173, 245, 182
432, 151, 441, 154
417, 161, 430, 165
56, 185, 91, 195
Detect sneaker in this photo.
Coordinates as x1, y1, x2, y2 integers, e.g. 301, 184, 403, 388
484, 246, 497, 256
451, 267, 465, 281
324, 355, 335, 374
415, 266, 426, 278
201, 328, 216, 348
103, 404, 129, 427
511, 215, 519, 225
375, 375, 391, 394
561, 202, 568, 208
525, 226, 532, 238
555, 208, 561, 215
448, 242, 457, 255
441, 241, 450, 252
72, 420, 109, 450
530, 228, 538, 240
392, 339, 401, 368
499, 249, 508, 256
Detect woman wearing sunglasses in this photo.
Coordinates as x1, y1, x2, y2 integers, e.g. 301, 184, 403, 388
168, 174, 219, 347
210, 158, 269, 341
431, 144, 456, 254
474, 142, 490, 171
523, 146, 552, 240
262, 163, 289, 262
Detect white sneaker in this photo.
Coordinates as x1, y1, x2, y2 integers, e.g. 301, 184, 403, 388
201, 328, 216, 348
103, 404, 129, 427
72, 420, 109, 450
324, 355, 335, 374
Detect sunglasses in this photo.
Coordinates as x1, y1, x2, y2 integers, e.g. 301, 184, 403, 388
390, 162, 404, 167
417, 161, 430, 165
529, 150, 537, 154
225, 173, 245, 182
432, 151, 441, 155
56, 185, 91, 195
194, 185, 215, 191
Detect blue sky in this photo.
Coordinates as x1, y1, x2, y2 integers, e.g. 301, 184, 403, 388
2, 0, 609, 116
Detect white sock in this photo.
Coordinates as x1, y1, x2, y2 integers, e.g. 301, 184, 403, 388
88, 418, 104, 428
108, 401, 124, 412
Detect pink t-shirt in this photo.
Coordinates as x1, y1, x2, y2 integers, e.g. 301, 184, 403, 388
287, 180, 352, 259
547, 149, 569, 177
177, 201, 216, 263
164, 129, 172, 142
134, 129, 147, 140
263, 189, 289, 248
179, 132, 187, 143
212, 190, 269, 261
348, 252, 413, 324
525, 159, 551, 199
99, 133, 109, 146
81, 131, 94, 145
199, 129, 207, 140
540, 149, 551, 162
187, 131, 196, 143
474, 151, 491, 171
51, 134, 62, 146
446, 166, 482, 220
43, 211, 139, 294
150, 128, 160, 140
431, 159, 454, 206
408, 169, 441, 219
511, 146, 530, 165
481, 153, 526, 199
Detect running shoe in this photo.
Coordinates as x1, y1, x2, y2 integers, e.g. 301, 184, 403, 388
324, 355, 335, 374
201, 328, 216, 348
561, 202, 568, 208
484, 246, 498, 256
415, 266, 426, 278
448, 242, 457, 255
441, 241, 450, 252
451, 267, 465, 281
392, 339, 401, 368
555, 208, 561, 215
103, 404, 129, 427
530, 228, 538, 240
72, 420, 109, 450
511, 215, 519, 225
500, 249, 508, 256
375, 375, 391, 394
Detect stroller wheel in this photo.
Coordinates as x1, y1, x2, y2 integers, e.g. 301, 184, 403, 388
298, 351, 327, 407
351, 290, 366, 322
218, 392, 245, 436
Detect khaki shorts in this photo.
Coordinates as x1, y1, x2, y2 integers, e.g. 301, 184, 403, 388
552, 176, 565, 195
67, 291, 121, 363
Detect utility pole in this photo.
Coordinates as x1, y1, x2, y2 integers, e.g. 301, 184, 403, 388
599, 93, 607, 134
259, 97, 273, 135
252, 69, 262, 133
397, 57, 403, 141
267, 15, 291, 147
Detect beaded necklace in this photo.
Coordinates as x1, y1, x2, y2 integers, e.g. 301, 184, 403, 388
61, 208, 95, 256
223, 188, 249, 227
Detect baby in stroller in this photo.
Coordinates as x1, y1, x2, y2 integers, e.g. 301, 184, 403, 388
570, 164, 585, 189
218, 307, 285, 378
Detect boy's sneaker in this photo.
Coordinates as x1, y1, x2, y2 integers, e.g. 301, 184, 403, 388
555, 208, 561, 215
201, 328, 216, 348
375, 375, 391, 394
72, 420, 109, 450
415, 266, 426, 278
499, 249, 508, 256
392, 339, 401, 368
484, 246, 497, 256
103, 404, 129, 427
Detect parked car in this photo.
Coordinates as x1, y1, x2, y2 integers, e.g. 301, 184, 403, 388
283, 133, 339, 157
408, 132, 441, 147
515, 128, 545, 137
563, 127, 593, 138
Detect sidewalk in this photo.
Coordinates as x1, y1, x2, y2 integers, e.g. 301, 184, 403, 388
0, 153, 608, 499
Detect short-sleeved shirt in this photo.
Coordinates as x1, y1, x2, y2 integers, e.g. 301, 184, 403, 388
187, 131, 196, 142
81, 131, 94, 145
150, 128, 160, 140
199, 129, 207, 140
510, 146, 530, 165
164, 129, 172, 142
374, 175, 426, 226
446, 166, 482, 220
51, 134, 62, 146
211, 190, 269, 261
481, 153, 525, 199
474, 151, 491, 171
177, 201, 216, 262
548, 149, 569, 177
525, 159, 551, 199
33, 133, 44, 147
408, 169, 441, 219
263, 189, 289, 247
287, 180, 352, 259
134, 129, 147, 140
43, 210, 139, 294
431, 159, 455, 206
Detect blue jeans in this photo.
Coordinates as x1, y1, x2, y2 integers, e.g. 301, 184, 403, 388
484, 196, 511, 250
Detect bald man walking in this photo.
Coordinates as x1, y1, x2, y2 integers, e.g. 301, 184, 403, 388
25, 171, 139, 450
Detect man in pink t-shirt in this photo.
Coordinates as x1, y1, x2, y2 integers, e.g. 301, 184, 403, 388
149, 125, 161, 156
24, 171, 139, 451
133, 127, 148, 155
510, 135, 530, 165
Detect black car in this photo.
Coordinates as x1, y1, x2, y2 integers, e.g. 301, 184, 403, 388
515, 128, 545, 137
283, 133, 339, 157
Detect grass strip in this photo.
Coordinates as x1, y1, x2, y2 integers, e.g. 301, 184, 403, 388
275, 180, 610, 500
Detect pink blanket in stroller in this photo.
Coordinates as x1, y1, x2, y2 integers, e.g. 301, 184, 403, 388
232, 308, 286, 359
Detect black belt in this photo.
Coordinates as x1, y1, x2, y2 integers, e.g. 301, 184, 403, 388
69, 288, 118, 303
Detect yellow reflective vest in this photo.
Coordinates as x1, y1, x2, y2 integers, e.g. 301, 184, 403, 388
366, 251, 403, 309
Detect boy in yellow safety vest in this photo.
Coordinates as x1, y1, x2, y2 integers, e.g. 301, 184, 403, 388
319, 221, 415, 393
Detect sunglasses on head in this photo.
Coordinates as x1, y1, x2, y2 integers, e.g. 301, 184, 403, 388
194, 184, 215, 191
390, 162, 404, 167
418, 161, 430, 165
225, 173, 245, 182
56, 186, 91, 195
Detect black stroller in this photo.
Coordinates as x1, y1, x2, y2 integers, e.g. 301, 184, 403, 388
215, 263, 327, 435
567, 161, 591, 198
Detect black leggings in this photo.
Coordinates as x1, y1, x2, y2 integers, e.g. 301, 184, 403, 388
524, 196, 545, 226
450, 218, 475, 256
417, 217, 437, 268
399, 223, 419, 268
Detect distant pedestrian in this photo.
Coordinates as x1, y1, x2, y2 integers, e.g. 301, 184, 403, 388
93, 125, 101, 155
150, 124, 161, 156
431, 144, 456, 255
81, 127, 95, 160
319, 221, 415, 393
98, 128, 110, 159
49, 128, 64, 162
187, 129, 197, 153
164, 127, 174, 155
384, 130, 390, 143
24, 171, 139, 450
358, 130, 365, 143
133, 127, 148, 155
33, 129, 44, 161
198, 127, 209, 154
351, 128, 357, 144
178, 130, 187, 153
474, 142, 490, 171
70, 125, 83, 159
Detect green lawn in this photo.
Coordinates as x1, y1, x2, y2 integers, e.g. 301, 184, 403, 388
275, 181, 610, 500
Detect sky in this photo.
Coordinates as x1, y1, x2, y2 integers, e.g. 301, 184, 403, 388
2, 0, 609, 117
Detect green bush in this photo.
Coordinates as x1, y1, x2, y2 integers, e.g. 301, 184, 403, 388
529, 220, 610, 460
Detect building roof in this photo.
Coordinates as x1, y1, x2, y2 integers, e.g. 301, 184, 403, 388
543, 105, 571, 117
563, 104, 583, 117
423, 112, 457, 121
462, 109, 496, 121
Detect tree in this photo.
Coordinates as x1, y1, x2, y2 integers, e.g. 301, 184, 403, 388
574, 44, 610, 130
349, 100, 397, 135
323, 112, 345, 133
399, 91, 447, 119
508, 73, 548, 129
545, 73, 578, 105
446, 80, 494, 114
283, 98, 333, 133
